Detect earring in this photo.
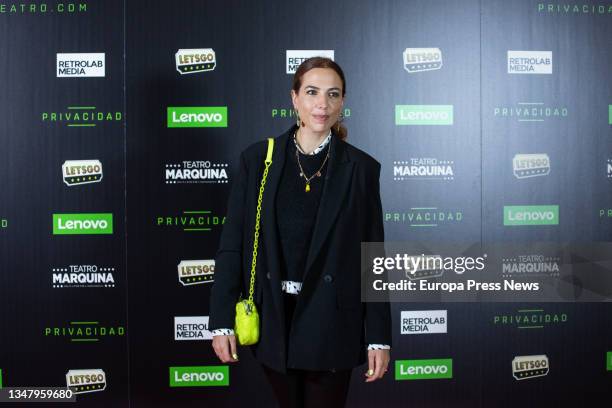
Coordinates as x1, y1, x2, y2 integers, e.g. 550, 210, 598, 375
296, 110, 301, 127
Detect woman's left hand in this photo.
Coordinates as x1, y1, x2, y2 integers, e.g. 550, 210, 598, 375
364, 349, 390, 382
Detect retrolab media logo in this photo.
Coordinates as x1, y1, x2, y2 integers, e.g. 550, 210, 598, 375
286, 50, 334, 74
57, 53, 105, 77
507, 51, 552, 74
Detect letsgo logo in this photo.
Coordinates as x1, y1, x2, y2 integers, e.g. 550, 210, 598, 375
62, 160, 103, 186
178, 260, 214, 286
286, 50, 334, 74
504, 205, 559, 226
403, 48, 443, 73
44, 321, 125, 342
513, 154, 550, 179
169, 366, 229, 387
507, 51, 552, 74
53, 213, 113, 235
66, 369, 106, 394
41, 106, 122, 127
395, 105, 453, 125
395, 359, 452, 380
57, 53, 104, 77
167, 107, 227, 128
175, 48, 216, 74
512, 355, 549, 380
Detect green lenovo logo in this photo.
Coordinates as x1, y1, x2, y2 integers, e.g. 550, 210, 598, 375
169, 366, 229, 387
167, 107, 228, 128
395, 359, 453, 380
504, 205, 559, 226
395, 105, 453, 125
609, 105, 612, 125
607, 352, 612, 371
53, 213, 113, 235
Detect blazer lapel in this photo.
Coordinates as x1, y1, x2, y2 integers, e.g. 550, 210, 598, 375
260, 129, 290, 320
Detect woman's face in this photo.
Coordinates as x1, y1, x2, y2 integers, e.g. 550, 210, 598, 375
291, 67, 344, 134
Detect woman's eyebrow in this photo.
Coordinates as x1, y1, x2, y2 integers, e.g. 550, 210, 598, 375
304, 85, 341, 91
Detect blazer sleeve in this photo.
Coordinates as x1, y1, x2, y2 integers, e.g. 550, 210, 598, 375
363, 160, 393, 347
208, 150, 248, 330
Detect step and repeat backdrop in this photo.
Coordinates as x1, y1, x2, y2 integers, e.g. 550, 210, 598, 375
1, 0, 611, 406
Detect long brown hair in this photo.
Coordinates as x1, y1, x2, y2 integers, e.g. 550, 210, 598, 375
291, 57, 347, 141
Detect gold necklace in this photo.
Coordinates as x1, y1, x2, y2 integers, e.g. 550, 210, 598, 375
294, 131, 330, 192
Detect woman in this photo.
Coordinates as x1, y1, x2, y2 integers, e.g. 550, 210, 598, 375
209, 57, 391, 408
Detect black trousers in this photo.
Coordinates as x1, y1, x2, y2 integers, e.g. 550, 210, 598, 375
261, 293, 352, 408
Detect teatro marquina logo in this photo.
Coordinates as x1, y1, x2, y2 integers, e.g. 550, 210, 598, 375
174, 316, 212, 341
57, 53, 105, 77
41, 106, 122, 127
66, 369, 106, 394
53, 213, 113, 235
395, 105, 453, 125
52, 264, 116, 288
2, 2, 89, 14
492, 308, 568, 330
178, 260, 214, 286
501, 254, 560, 279
62, 160, 103, 186
175, 48, 216, 75
165, 161, 228, 184
607, 159, 612, 179
513, 154, 550, 179
44, 321, 125, 342
393, 158, 454, 181
507, 51, 552, 74
286, 50, 334, 74
504, 205, 558, 226
156, 210, 225, 233
512, 355, 549, 380
403, 48, 443, 73
401, 310, 447, 334
167, 107, 227, 128
169, 366, 229, 387
537, 3, 612, 14
493, 103, 567, 122
385, 208, 463, 228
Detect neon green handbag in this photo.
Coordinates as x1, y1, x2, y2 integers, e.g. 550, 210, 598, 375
234, 138, 274, 346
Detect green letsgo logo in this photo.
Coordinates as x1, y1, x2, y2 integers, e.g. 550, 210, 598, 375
169, 366, 229, 387
395, 359, 452, 380
156, 210, 225, 232
492, 309, 568, 330
504, 205, 558, 226
41, 106, 122, 127
53, 213, 113, 235
395, 105, 453, 125
44, 321, 125, 342
607, 352, 612, 371
167, 107, 227, 128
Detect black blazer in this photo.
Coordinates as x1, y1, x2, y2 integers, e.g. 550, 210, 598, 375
209, 125, 392, 373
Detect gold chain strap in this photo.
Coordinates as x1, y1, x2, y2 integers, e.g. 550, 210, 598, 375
248, 138, 274, 303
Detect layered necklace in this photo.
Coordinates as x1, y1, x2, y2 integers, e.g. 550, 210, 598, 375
293, 130, 331, 193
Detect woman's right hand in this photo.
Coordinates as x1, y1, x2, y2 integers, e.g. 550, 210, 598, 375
212, 335, 239, 363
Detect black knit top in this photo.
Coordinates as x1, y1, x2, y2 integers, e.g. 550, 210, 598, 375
276, 131, 331, 284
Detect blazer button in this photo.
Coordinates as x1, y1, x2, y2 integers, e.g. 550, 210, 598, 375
266, 272, 271, 280
323, 274, 333, 283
